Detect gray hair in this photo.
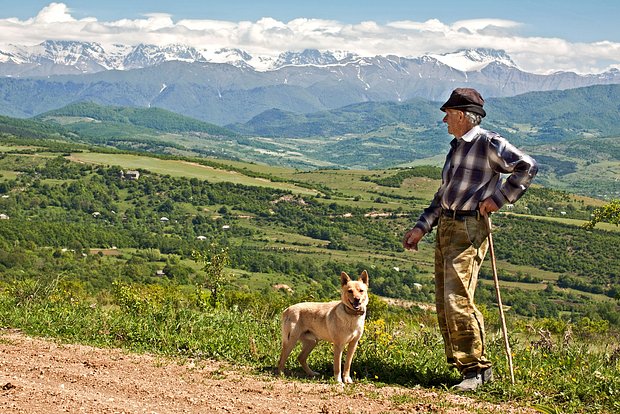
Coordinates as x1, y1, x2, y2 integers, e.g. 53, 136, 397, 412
463, 111, 482, 126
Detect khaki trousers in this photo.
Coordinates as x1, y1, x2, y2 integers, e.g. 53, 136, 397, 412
435, 215, 491, 374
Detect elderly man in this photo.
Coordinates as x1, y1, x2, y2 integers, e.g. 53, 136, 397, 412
403, 88, 537, 391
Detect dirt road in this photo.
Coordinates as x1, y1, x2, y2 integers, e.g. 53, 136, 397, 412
0, 329, 535, 413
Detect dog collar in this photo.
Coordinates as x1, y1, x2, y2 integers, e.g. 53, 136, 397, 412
342, 303, 365, 316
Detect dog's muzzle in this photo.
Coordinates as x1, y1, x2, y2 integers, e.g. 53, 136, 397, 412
346, 299, 366, 315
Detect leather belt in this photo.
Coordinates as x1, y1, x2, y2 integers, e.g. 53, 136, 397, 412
442, 209, 480, 220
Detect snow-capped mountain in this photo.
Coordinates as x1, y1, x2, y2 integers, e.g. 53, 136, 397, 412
1, 40, 620, 125
0, 40, 521, 76
0, 40, 115, 73
428, 48, 517, 72
200, 48, 255, 69
272, 49, 359, 68
121, 44, 208, 70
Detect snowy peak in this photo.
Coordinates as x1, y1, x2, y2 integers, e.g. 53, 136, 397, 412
1, 40, 113, 72
0, 41, 524, 76
272, 49, 359, 69
429, 48, 517, 72
201, 48, 256, 70
122, 43, 207, 70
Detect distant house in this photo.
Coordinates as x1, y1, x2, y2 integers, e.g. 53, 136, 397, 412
125, 170, 140, 180
0, 213, 8, 220
196, 235, 207, 241
273, 284, 293, 294
160, 217, 170, 223
92, 212, 101, 218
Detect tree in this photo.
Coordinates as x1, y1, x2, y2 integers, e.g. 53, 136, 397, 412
583, 199, 620, 229
192, 243, 231, 308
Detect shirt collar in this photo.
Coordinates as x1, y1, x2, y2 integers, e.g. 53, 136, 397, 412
460, 125, 481, 142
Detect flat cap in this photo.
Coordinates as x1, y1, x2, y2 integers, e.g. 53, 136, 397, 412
440, 88, 486, 117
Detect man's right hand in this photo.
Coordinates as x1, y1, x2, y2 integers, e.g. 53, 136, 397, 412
403, 227, 424, 251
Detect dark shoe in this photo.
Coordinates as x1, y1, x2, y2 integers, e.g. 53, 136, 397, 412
452, 367, 493, 392
481, 367, 493, 383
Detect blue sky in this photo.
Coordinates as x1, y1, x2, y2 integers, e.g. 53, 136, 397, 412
1, 1, 619, 74
3, 0, 618, 42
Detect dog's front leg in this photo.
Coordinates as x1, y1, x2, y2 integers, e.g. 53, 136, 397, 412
342, 338, 360, 384
333, 343, 345, 383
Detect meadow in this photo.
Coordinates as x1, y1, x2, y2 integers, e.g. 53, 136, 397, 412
0, 141, 619, 413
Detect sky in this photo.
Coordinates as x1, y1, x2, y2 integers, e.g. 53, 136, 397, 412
1, 1, 619, 74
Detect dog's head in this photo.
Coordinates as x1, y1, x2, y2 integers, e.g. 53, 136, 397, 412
340, 270, 369, 314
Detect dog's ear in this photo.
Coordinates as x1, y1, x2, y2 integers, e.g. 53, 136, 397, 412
359, 270, 369, 286
340, 271, 351, 286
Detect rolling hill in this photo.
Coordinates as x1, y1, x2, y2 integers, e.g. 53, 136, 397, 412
35, 102, 237, 137
1, 85, 618, 198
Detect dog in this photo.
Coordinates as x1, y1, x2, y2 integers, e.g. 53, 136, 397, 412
276, 270, 369, 383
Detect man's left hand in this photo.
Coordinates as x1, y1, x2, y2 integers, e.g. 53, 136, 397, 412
479, 198, 499, 216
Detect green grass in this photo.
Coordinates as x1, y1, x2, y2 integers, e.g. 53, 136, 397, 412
68, 152, 319, 195
1, 282, 618, 414
508, 212, 620, 233
1, 141, 619, 412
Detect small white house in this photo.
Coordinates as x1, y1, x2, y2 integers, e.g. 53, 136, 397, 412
125, 170, 140, 180
0, 213, 8, 220
196, 235, 207, 241
160, 217, 170, 222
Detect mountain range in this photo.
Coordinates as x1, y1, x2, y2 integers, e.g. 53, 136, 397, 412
1, 41, 620, 125
0, 40, 519, 74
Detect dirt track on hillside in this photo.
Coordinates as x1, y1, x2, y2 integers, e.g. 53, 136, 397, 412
0, 329, 536, 413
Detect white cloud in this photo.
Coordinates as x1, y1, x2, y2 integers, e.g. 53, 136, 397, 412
32, 2, 75, 24
1, 2, 619, 74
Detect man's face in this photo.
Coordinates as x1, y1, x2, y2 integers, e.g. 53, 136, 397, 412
442, 109, 469, 138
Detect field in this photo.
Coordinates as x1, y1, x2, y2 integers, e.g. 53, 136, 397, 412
69, 152, 319, 195
0, 142, 619, 413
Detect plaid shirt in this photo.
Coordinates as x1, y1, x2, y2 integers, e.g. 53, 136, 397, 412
414, 126, 538, 233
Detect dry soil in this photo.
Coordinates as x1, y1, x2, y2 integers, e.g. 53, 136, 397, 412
0, 329, 537, 413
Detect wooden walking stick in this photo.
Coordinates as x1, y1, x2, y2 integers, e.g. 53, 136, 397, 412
485, 214, 515, 385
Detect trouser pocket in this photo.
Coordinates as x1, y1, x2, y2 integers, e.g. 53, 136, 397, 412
464, 216, 488, 249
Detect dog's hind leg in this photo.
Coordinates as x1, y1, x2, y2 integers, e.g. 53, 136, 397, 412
277, 316, 300, 375
298, 333, 320, 377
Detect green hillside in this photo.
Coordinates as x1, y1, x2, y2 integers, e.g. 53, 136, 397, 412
0, 114, 76, 141
1, 138, 619, 413
487, 84, 620, 143
1, 86, 617, 199
231, 84, 620, 144
228, 98, 440, 137
0, 140, 617, 313
36, 101, 237, 136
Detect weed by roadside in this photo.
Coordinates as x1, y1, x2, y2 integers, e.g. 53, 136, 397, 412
0, 279, 618, 413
